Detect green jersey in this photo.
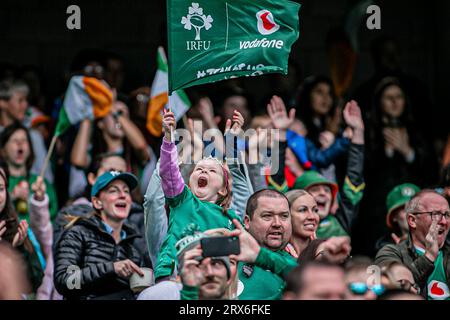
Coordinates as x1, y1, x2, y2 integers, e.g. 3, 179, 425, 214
154, 186, 241, 280
238, 248, 297, 300
316, 215, 348, 239
415, 248, 450, 300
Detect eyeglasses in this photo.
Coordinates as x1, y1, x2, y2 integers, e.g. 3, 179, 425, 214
397, 279, 420, 294
412, 211, 450, 220
348, 282, 385, 296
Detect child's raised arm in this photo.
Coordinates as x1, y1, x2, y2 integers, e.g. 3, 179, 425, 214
160, 109, 185, 198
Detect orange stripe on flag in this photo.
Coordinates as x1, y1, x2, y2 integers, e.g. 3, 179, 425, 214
146, 93, 168, 137
83, 77, 113, 119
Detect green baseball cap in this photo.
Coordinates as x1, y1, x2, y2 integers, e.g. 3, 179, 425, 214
292, 171, 338, 200
91, 170, 138, 198
386, 183, 420, 229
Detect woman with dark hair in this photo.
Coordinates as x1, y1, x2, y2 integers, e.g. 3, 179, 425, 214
0, 122, 58, 220
356, 76, 438, 256
295, 75, 339, 148
0, 160, 55, 299
294, 76, 351, 184
70, 99, 153, 200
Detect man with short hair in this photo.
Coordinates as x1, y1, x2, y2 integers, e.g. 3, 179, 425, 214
283, 261, 347, 300
178, 232, 238, 300
237, 189, 297, 300
375, 190, 450, 299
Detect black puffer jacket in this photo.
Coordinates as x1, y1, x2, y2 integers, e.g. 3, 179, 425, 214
54, 214, 142, 300
53, 201, 151, 268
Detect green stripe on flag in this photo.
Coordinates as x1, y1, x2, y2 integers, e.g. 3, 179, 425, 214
54, 106, 71, 137
176, 89, 191, 107
157, 47, 169, 73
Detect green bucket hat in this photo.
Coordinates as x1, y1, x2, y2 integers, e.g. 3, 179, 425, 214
386, 183, 420, 229
292, 171, 338, 200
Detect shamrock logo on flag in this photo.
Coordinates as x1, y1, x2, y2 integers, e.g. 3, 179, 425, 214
181, 3, 213, 40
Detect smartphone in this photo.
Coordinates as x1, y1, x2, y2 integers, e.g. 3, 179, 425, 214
201, 236, 240, 257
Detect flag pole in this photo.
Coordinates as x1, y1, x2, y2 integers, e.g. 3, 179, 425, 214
39, 135, 58, 179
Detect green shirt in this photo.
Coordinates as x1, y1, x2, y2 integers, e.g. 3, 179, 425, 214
238, 248, 297, 300
154, 186, 241, 280
8, 173, 59, 222
415, 248, 450, 300
316, 215, 348, 239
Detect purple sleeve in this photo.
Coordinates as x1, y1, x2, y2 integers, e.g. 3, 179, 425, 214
159, 139, 185, 198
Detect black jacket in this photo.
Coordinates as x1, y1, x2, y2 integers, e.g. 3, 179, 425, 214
54, 215, 142, 300
53, 201, 151, 268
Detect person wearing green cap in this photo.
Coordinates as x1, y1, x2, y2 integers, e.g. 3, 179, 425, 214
375, 183, 420, 251
291, 100, 366, 239
375, 190, 450, 300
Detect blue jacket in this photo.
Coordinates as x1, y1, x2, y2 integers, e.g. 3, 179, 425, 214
286, 129, 350, 170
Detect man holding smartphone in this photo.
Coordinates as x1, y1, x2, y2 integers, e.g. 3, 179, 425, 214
177, 231, 239, 300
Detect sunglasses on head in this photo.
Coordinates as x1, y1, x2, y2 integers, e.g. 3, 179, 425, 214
349, 282, 385, 296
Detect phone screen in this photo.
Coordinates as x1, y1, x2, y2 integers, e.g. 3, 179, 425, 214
201, 236, 241, 257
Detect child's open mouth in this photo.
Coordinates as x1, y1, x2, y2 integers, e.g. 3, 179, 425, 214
198, 176, 208, 188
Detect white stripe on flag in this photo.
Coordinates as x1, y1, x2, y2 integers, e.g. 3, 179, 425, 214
64, 76, 94, 124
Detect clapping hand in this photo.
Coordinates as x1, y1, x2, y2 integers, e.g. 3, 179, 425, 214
267, 96, 296, 131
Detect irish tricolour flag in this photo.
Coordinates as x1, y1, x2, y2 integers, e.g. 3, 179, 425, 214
146, 46, 191, 137
55, 76, 113, 136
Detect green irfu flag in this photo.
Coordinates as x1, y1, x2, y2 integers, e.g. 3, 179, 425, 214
167, 0, 301, 93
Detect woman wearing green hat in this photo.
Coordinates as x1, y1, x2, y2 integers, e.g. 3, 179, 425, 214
54, 171, 144, 300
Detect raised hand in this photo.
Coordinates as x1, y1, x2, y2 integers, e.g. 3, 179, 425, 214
162, 109, 176, 142
343, 100, 364, 144
224, 110, 245, 136
12, 220, 28, 247
267, 95, 296, 131
31, 176, 46, 202
228, 219, 261, 264
343, 100, 364, 130
248, 127, 268, 164
197, 97, 216, 127
180, 245, 206, 288
424, 216, 440, 262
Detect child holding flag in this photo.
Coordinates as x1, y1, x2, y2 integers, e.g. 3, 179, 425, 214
153, 108, 243, 282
